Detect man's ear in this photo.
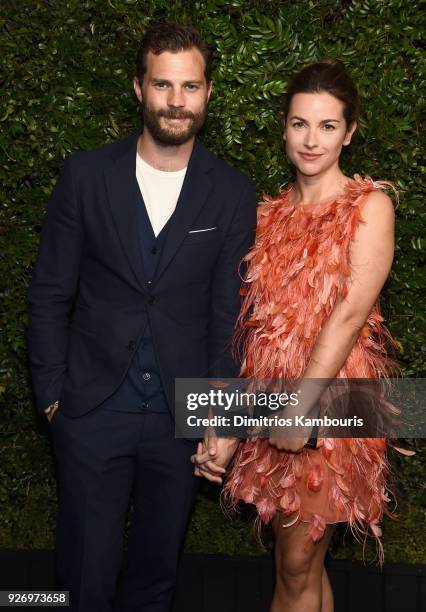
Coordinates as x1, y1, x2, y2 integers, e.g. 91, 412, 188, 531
343, 121, 357, 146
206, 80, 213, 102
133, 76, 143, 103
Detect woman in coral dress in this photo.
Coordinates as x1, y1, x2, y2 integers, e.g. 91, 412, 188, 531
193, 59, 401, 612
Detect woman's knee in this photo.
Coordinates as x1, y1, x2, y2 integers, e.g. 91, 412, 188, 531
275, 548, 313, 594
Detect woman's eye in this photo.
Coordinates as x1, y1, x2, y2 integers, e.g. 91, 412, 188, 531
292, 122, 305, 128
322, 124, 336, 131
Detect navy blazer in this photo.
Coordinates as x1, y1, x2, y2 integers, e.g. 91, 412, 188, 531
27, 131, 257, 417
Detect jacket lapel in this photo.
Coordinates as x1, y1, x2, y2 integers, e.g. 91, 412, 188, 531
104, 130, 149, 292
153, 139, 213, 283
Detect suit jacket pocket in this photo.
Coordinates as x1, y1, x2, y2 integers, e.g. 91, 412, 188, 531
182, 228, 218, 245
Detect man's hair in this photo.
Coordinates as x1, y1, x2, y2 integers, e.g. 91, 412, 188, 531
136, 21, 215, 84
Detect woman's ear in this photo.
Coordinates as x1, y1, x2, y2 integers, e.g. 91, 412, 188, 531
283, 119, 287, 141
343, 121, 357, 146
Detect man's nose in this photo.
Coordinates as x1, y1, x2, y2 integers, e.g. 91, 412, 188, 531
167, 87, 185, 107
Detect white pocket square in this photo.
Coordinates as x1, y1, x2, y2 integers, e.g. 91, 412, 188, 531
188, 227, 217, 234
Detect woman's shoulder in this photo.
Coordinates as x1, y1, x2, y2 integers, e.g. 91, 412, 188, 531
363, 189, 394, 213
345, 178, 395, 248
348, 175, 396, 223
258, 184, 296, 213
255, 184, 294, 222
347, 174, 396, 206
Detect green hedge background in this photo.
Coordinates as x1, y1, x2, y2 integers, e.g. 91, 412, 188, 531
1, 0, 424, 563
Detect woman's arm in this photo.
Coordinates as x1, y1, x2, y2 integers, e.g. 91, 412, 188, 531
270, 190, 395, 451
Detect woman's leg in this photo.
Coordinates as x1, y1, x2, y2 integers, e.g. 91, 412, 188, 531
270, 515, 334, 612
321, 567, 334, 612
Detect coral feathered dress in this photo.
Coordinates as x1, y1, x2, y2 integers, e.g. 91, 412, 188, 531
223, 175, 399, 561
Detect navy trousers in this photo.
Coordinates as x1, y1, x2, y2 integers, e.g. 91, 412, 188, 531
51, 408, 198, 612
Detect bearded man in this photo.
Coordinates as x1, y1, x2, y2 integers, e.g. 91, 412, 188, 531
27, 21, 256, 612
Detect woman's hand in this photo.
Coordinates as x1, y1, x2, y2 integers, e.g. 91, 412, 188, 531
268, 433, 308, 452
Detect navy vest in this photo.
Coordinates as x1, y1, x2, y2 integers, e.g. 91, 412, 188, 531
100, 180, 172, 413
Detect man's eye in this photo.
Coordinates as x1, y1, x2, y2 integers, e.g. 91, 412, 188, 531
154, 82, 168, 89
185, 84, 199, 91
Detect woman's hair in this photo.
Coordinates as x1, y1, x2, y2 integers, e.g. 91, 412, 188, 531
284, 59, 360, 128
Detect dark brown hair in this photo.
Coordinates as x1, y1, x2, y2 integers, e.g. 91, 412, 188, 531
284, 59, 360, 128
136, 21, 215, 84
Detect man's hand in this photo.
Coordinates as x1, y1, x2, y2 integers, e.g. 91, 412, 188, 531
44, 400, 59, 424
46, 407, 59, 424
191, 433, 240, 484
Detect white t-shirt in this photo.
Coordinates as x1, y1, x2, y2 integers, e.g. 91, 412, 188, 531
136, 153, 187, 237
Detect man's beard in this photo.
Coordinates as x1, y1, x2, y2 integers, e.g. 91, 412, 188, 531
142, 100, 207, 146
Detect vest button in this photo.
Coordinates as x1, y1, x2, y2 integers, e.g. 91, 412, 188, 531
142, 372, 151, 381
148, 295, 155, 305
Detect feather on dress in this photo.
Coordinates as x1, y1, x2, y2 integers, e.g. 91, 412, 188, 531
222, 175, 404, 563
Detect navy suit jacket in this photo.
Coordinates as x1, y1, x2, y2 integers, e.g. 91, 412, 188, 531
27, 131, 257, 417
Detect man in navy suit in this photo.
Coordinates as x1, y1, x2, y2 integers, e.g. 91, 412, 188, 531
28, 21, 256, 612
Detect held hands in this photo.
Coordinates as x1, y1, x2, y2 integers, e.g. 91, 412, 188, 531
191, 406, 314, 478
191, 427, 240, 484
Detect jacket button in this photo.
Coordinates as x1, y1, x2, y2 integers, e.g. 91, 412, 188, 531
148, 295, 155, 305
127, 340, 136, 351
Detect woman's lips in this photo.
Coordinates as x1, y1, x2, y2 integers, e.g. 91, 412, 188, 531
299, 152, 323, 161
